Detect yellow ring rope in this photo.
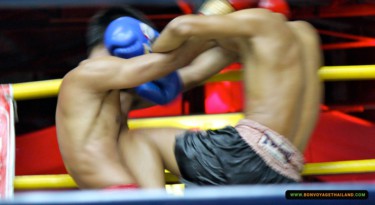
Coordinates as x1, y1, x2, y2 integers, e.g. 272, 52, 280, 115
13, 159, 375, 190
11, 65, 375, 100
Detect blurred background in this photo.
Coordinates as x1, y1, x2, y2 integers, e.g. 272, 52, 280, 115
0, 0, 374, 183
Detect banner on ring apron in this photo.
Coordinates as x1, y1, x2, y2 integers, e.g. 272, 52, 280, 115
0, 84, 15, 199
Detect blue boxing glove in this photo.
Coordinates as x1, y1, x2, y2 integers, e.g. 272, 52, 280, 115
135, 72, 182, 105
104, 17, 182, 105
104, 16, 159, 58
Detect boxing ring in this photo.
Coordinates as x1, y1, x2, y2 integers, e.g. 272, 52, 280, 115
3, 183, 375, 205
1, 65, 375, 204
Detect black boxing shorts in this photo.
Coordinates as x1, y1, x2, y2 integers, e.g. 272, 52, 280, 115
174, 119, 304, 186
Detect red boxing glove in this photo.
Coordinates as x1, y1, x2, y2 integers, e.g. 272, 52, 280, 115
199, 0, 247, 15
258, 0, 291, 18
227, 0, 259, 10
199, 0, 290, 18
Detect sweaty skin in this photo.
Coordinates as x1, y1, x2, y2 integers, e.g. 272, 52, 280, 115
56, 54, 181, 188
152, 9, 323, 150
56, 37, 234, 188
57, 8, 322, 189
117, 9, 322, 188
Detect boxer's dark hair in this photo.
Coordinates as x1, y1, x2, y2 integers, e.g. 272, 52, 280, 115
86, 6, 156, 54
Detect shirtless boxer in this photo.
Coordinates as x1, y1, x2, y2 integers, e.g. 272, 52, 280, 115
56, 7, 322, 189
117, 9, 323, 188
56, 6, 235, 189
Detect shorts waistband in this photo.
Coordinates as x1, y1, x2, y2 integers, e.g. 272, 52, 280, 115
235, 119, 304, 182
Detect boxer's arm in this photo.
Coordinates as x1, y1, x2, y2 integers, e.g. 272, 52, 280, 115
152, 10, 265, 53
68, 54, 174, 91
68, 41, 207, 93
178, 46, 237, 91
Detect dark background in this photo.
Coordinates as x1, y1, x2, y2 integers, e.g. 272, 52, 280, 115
0, 0, 375, 135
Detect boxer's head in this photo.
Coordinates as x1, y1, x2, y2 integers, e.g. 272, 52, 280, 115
86, 6, 156, 56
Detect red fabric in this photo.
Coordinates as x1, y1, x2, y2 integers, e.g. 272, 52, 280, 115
228, 0, 259, 10
177, 0, 194, 14
205, 64, 243, 114
305, 111, 375, 163
304, 111, 375, 182
104, 184, 139, 190
15, 126, 66, 175
205, 81, 243, 113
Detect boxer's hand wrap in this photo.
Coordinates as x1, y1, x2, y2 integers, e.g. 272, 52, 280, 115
104, 17, 182, 105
